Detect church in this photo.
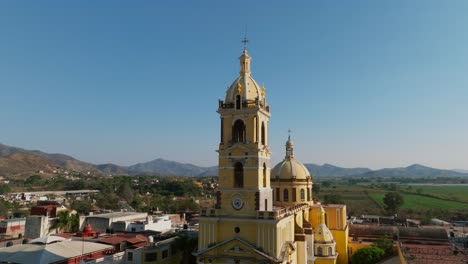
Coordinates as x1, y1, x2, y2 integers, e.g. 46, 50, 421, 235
195, 45, 349, 264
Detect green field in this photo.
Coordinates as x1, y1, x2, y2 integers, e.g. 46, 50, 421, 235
400, 185, 468, 203
368, 193, 468, 210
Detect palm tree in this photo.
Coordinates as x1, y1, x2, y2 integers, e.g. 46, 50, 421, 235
49, 210, 79, 234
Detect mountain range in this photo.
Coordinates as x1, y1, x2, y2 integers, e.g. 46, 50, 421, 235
1, 143, 468, 179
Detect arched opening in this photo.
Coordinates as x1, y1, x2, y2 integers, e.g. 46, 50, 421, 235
220, 118, 224, 143
263, 163, 267, 187
283, 189, 289, 202
317, 247, 323, 256
232, 120, 245, 143
261, 122, 266, 145
300, 189, 305, 201
276, 188, 280, 201
234, 162, 244, 188
328, 247, 333, 256
236, 94, 241, 109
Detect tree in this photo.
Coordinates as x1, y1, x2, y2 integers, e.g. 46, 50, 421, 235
49, 210, 79, 233
351, 246, 385, 264
174, 234, 197, 264
383, 192, 404, 215
312, 183, 321, 194
324, 192, 343, 204
71, 199, 93, 214
375, 236, 394, 257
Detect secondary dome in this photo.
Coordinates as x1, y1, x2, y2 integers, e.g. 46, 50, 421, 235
225, 49, 264, 103
314, 206, 335, 243
271, 135, 312, 180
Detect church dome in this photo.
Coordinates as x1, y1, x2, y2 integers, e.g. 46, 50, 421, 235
225, 49, 264, 103
314, 224, 335, 243
314, 206, 335, 243
271, 136, 312, 180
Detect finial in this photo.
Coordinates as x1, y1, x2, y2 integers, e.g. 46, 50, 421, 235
242, 36, 249, 50
288, 129, 292, 140
242, 26, 248, 50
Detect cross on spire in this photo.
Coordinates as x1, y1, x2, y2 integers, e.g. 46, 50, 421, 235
288, 129, 292, 139
242, 36, 249, 50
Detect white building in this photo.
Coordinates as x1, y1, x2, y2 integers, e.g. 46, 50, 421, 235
127, 215, 172, 233
85, 212, 148, 232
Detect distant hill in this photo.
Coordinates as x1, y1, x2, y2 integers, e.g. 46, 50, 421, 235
353, 164, 468, 179
1, 143, 468, 179
0, 143, 101, 176
304, 163, 371, 177
0, 152, 60, 177
96, 163, 129, 175
127, 158, 214, 177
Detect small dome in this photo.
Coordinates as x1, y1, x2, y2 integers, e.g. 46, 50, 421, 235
314, 224, 335, 243
272, 158, 311, 180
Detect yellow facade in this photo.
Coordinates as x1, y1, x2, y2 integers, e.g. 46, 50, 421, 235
196, 47, 349, 264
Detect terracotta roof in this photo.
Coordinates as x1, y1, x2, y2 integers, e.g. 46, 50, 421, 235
349, 224, 448, 242
400, 243, 468, 263
99, 236, 126, 245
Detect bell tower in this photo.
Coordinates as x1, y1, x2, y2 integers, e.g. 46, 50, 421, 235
216, 47, 273, 217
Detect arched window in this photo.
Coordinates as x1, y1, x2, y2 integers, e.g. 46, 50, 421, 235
220, 118, 224, 143
317, 247, 323, 256
300, 189, 305, 201
283, 189, 289, 202
234, 162, 243, 188
263, 163, 267, 188
261, 122, 266, 145
236, 95, 241, 109
328, 247, 333, 256
276, 188, 280, 201
232, 120, 245, 143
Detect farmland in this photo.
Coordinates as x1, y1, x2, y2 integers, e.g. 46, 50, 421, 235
316, 181, 468, 219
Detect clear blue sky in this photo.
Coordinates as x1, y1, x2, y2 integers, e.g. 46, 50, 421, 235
1, 1, 467, 170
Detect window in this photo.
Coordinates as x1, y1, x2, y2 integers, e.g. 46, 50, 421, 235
317, 247, 323, 256
127, 252, 133, 261
234, 162, 244, 188
328, 247, 333, 256
220, 118, 224, 143
283, 189, 289, 202
276, 188, 280, 201
232, 119, 245, 143
261, 122, 266, 145
292, 188, 296, 202
236, 94, 241, 109
145, 252, 157, 262
263, 163, 267, 187
307, 188, 311, 201
300, 189, 305, 201
162, 249, 169, 259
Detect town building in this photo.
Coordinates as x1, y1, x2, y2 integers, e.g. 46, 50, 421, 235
0, 218, 26, 238
195, 46, 348, 264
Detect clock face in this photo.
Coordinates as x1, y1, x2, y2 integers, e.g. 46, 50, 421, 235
232, 198, 244, 210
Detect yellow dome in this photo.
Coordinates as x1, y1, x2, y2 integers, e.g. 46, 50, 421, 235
314, 224, 335, 243
225, 49, 263, 103
314, 206, 335, 243
271, 135, 312, 180
225, 75, 262, 103
272, 158, 311, 180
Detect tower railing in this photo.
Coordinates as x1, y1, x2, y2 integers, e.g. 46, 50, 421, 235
218, 99, 270, 112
